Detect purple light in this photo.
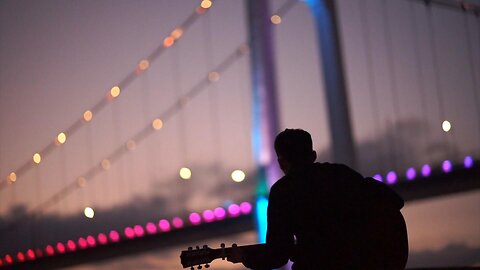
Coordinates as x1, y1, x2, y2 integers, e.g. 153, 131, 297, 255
214, 207, 226, 220
56, 242, 66, 254
372, 174, 383, 182
146, 222, 157, 234
26, 249, 35, 260
228, 204, 241, 217
67, 240, 76, 251
203, 210, 215, 222
158, 219, 171, 232
421, 164, 431, 177
386, 171, 397, 185
134, 225, 145, 237
17, 252, 25, 262
464, 156, 473, 168
240, 202, 252, 214
45, 245, 55, 256
97, 233, 108, 245
109, 230, 120, 242
124, 227, 135, 239
172, 217, 184, 228
86, 236, 96, 247
189, 212, 201, 225
406, 167, 416, 180
442, 160, 452, 173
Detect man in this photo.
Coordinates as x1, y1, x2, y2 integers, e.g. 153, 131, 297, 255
229, 129, 408, 269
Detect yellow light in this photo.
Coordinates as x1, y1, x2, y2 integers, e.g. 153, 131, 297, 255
171, 28, 184, 40
7, 172, 17, 183
231, 170, 246, 182
208, 72, 220, 82
84, 207, 95, 218
163, 36, 175, 48
83, 110, 93, 122
442, 120, 452, 132
126, 139, 137, 150
56, 132, 67, 144
77, 177, 87, 187
152, 118, 163, 130
33, 153, 42, 164
110, 86, 121, 98
138, 59, 150, 71
101, 159, 111, 170
271, 15, 282, 25
179, 167, 192, 180
200, 0, 212, 9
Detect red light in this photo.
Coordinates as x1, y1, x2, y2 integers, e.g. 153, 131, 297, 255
109, 230, 120, 242
5, 254, 13, 264
124, 227, 135, 239
0, 258, 3, 266
27, 249, 35, 260
67, 240, 76, 251
45, 245, 55, 256
78, 237, 88, 249
17, 252, 25, 262
56, 242, 66, 254
98, 233, 108, 245
86, 235, 96, 247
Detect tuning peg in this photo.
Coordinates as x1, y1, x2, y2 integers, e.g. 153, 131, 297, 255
205, 263, 210, 268
232, 243, 238, 248
190, 267, 194, 270
188, 247, 193, 251
196, 245, 200, 250
203, 245, 208, 249
220, 243, 225, 248
197, 265, 202, 269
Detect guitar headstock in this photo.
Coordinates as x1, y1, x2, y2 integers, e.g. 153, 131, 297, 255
180, 245, 217, 269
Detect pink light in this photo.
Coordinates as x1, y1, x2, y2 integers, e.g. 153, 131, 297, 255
189, 212, 201, 225
35, 248, 44, 258
67, 240, 76, 252
202, 210, 215, 222
406, 167, 416, 180
146, 222, 157, 234
56, 242, 66, 254
386, 171, 397, 185
98, 233, 108, 245
372, 174, 383, 182
0, 259, 3, 266
442, 160, 452, 173
134, 225, 145, 237
86, 236, 96, 247
240, 202, 252, 214
214, 207, 226, 220
17, 252, 25, 262
124, 227, 135, 239
421, 164, 431, 177
5, 254, 13, 264
158, 219, 171, 232
27, 249, 35, 260
172, 217, 184, 228
464, 156, 473, 168
228, 204, 240, 217
78, 237, 88, 249
45, 245, 55, 256
109, 230, 120, 242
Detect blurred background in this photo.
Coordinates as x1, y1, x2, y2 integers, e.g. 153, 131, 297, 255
0, 0, 479, 269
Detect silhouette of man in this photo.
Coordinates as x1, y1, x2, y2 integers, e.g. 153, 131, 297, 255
228, 129, 408, 269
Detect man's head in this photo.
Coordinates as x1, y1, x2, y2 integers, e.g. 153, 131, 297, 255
274, 129, 316, 174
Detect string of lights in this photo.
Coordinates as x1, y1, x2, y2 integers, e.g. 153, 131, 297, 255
0, 0, 215, 191
0, 0, 299, 235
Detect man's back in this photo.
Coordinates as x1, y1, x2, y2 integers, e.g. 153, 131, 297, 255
270, 162, 408, 269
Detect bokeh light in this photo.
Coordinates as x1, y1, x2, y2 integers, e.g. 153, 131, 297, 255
163, 36, 174, 47
189, 212, 201, 225
98, 233, 108, 245
138, 59, 150, 71
56, 242, 66, 254
67, 240, 76, 251
421, 164, 431, 177
171, 28, 184, 40
386, 171, 397, 184
78, 238, 88, 249
134, 225, 145, 237
228, 204, 240, 217
7, 172, 17, 183
208, 71, 220, 82
84, 207, 95, 218
271, 14, 282, 24
152, 118, 163, 130
110, 86, 121, 98
179, 167, 192, 179
56, 132, 67, 144
101, 159, 111, 170
45, 245, 55, 256
86, 235, 96, 247
26, 249, 35, 260
240, 202, 252, 214
406, 167, 416, 180
124, 227, 135, 239
146, 222, 157, 234
231, 170, 246, 182
109, 230, 120, 242
203, 210, 215, 222
17, 252, 25, 262
172, 217, 184, 229
200, 0, 212, 9
442, 160, 452, 173
442, 120, 452, 132
77, 177, 87, 188
464, 156, 473, 168
158, 219, 171, 232
372, 174, 383, 182
33, 153, 42, 164
214, 207, 226, 220
83, 110, 93, 122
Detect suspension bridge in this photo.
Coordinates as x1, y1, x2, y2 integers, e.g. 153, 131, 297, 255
0, 0, 479, 269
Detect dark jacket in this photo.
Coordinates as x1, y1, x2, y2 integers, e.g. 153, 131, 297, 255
244, 162, 408, 270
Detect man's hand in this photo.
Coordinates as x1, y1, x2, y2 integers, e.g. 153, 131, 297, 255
227, 244, 244, 264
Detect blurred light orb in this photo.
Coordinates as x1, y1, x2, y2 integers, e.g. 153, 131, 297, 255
200, 0, 212, 9
33, 153, 42, 164
57, 132, 67, 144
138, 59, 150, 71
152, 118, 163, 130
84, 207, 95, 219
406, 167, 416, 180
110, 86, 121, 98
464, 156, 473, 168
83, 110, 93, 122
126, 139, 137, 150
7, 172, 17, 183
179, 167, 192, 180
372, 174, 383, 182
386, 171, 397, 184
271, 14, 282, 24
101, 159, 111, 170
442, 120, 451, 132
172, 217, 184, 228
421, 164, 431, 177
163, 36, 174, 47
77, 177, 87, 188
231, 170, 246, 182
442, 160, 452, 173
208, 71, 220, 82
171, 28, 184, 40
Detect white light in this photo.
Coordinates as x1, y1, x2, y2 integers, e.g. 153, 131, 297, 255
442, 120, 452, 132
84, 207, 95, 218
179, 167, 192, 180
231, 170, 246, 182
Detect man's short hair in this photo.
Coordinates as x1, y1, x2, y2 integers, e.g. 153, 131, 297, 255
274, 129, 313, 163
